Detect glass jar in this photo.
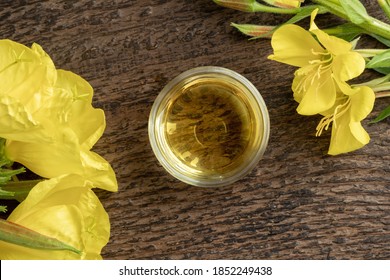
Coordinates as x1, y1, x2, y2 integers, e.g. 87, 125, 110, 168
148, 66, 270, 187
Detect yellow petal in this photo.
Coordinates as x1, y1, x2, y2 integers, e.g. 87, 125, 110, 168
81, 151, 118, 192
31, 43, 57, 87
5, 127, 117, 191
349, 121, 370, 146
296, 73, 336, 115
0, 95, 42, 141
5, 129, 83, 178
71, 106, 105, 148
269, 24, 324, 67
348, 86, 375, 122
319, 90, 346, 117
0, 40, 57, 112
78, 186, 111, 253
0, 39, 32, 70
310, 9, 352, 55
55, 69, 94, 103
326, 89, 373, 156
328, 113, 367, 155
292, 64, 318, 103
55, 70, 105, 148
332, 52, 365, 81
334, 78, 359, 96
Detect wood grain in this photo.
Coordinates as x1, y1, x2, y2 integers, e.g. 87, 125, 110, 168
0, 0, 389, 259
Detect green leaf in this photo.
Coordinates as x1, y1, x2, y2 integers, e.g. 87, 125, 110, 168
366, 49, 390, 68
323, 23, 364, 42
371, 104, 390, 123
0, 180, 40, 202
285, 5, 327, 25
0, 167, 25, 189
0, 138, 12, 168
370, 33, 390, 47
339, 0, 369, 25
378, 0, 390, 20
0, 188, 15, 199
373, 67, 390, 75
356, 74, 390, 87
0, 218, 82, 254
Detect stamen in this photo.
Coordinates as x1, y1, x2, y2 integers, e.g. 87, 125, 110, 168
295, 51, 334, 99
316, 114, 332, 136
311, 49, 329, 56
315, 98, 351, 136
309, 59, 322, 65
332, 99, 351, 128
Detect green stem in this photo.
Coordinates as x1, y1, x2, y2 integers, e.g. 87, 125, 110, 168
4, 179, 41, 189
0, 180, 41, 201
311, 0, 348, 19
367, 16, 390, 40
378, 0, 390, 20
312, 0, 390, 40
0, 189, 15, 199
371, 83, 390, 92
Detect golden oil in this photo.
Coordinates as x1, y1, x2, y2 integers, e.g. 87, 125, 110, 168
149, 67, 269, 187
164, 78, 257, 173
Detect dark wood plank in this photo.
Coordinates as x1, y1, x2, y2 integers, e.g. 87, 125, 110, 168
0, 0, 389, 259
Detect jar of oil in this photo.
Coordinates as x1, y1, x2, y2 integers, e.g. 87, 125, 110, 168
149, 66, 269, 187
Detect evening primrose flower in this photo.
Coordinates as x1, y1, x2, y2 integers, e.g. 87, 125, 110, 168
0, 40, 117, 191
316, 85, 375, 155
4, 70, 118, 192
268, 9, 366, 115
0, 174, 110, 260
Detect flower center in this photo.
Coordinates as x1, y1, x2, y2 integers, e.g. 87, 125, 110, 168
294, 50, 333, 94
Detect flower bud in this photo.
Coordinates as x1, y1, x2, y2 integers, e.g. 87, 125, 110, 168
213, 0, 258, 12
231, 23, 275, 38
262, 0, 303, 8
0, 218, 81, 254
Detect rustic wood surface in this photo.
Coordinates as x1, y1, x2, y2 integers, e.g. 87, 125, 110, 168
1, 0, 389, 259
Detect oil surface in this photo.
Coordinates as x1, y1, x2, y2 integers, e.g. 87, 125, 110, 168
164, 78, 256, 174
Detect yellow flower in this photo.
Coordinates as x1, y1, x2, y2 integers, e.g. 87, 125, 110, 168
4, 70, 118, 192
268, 9, 366, 115
0, 174, 110, 260
0, 40, 117, 191
316, 85, 375, 155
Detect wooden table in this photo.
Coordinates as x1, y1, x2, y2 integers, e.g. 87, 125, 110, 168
1, 1, 389, 259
